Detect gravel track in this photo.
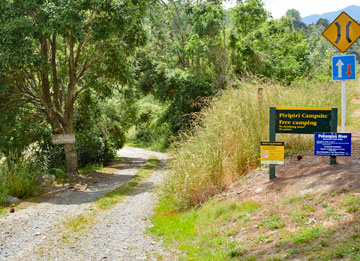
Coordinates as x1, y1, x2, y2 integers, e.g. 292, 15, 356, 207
0, 147, 172, 261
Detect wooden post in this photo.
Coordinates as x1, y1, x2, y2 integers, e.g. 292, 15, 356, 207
330, 108, 338, 165
269, 107, 276, 180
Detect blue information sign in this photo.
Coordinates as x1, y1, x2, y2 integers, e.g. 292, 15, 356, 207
314, 133, 351, 156
332, 55, 356, 81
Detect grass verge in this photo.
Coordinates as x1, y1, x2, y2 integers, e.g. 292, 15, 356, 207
150, 199, 260, 260
150, 191, 360, 259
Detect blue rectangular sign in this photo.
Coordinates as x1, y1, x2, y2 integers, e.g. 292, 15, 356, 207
332, 55, 356, 81
314, 132, 351, 156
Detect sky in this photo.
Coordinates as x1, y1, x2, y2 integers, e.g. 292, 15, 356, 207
262, 0, 359, 19
224, 0, 359, 19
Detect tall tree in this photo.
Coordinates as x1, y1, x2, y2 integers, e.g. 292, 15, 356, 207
285, 9, 306, 31
0, 0, 147, 174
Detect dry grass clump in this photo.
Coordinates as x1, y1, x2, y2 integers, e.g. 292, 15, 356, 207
161, 81, 345, 209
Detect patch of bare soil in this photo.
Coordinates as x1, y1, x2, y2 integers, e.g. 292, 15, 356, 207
224, 131, 360, 205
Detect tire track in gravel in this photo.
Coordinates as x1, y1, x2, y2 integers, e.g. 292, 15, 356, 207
0, 147, 172, 261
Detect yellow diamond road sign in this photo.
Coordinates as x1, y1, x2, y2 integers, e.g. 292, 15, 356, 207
322, 11, 360, 53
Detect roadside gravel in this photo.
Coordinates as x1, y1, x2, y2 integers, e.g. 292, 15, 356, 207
0, 147, 172, 261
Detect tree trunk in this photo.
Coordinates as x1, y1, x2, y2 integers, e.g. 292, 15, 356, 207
64, 143, 78, 175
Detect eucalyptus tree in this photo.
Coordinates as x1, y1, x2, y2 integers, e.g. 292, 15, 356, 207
0, 0, 147, 174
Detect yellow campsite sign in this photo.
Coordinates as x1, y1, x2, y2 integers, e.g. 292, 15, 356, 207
322, 11, 360, 53
260, 142, 284, 165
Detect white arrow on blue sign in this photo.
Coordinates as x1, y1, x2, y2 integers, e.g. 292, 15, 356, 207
332, 55, 356, 81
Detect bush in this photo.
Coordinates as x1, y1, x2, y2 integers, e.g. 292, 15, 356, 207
160, 81, 346, 209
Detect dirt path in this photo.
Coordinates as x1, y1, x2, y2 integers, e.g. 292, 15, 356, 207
0, 147, 171, 261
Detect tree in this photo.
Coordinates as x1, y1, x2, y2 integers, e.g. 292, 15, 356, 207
285, 9, 306, 31
0, 0, 147, 174
231, 0, 269, 37
134, 0, 226, 138
316, 18, 329, 28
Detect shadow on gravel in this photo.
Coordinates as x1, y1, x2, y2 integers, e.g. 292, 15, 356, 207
32, 156, 158, 206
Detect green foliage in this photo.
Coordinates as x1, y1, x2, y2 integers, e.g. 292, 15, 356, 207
0, 155, 43, 205
342, 193, 360, 213
0, 105, 47, 157
0, 0, 149, 174
231, 0, 269, 36
230, 17, 312, 84
259, 215, 285, 230
291, 226, 324, 244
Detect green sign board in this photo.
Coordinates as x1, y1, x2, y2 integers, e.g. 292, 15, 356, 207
268, 107, 338, 180
275, 107, 332, 134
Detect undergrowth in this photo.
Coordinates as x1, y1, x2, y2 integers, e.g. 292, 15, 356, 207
0, 155, 43, 205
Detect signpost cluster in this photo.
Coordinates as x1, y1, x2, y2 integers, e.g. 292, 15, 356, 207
261, 11, 359, 180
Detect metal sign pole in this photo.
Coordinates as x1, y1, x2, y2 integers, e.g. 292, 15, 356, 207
341, 80, 346, 132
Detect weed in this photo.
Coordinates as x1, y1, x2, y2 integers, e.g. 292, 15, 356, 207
301, 203, 315, 212
282, 194, 314, 206
325, 206, 343, 220
291, 226, 324, 244
63, 213, 95, 234
321, 201, 329, 208
285, 249, 299, 259
228, 241, 246, 258
290, 211, 309, 224
259, 215, 285, 230
342, 193, 360, 213
79, 163, 103, 175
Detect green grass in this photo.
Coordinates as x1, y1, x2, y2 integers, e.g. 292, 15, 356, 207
290, 211, 309, 225
79, 163, 103, 175
342, 193, 360, 213
291, 226, 324, 244
151, 190, 360, 259
259, 215, 285, 230
150, 199, 260, 260
0, 155, 42, 205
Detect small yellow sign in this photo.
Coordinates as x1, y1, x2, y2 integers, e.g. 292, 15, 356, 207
261, 142, 284, 165
322, 11, 360, 53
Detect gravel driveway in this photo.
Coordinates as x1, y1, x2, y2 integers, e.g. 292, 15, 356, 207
0, 147, 172, 261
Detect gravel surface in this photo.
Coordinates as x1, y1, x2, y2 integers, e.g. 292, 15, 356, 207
0, 147, 173, 261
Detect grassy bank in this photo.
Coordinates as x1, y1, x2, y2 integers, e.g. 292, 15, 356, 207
160, 81, 354, 210
151, 191, 360, 260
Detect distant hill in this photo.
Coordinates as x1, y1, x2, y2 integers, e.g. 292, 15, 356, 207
302, 5, 360, 25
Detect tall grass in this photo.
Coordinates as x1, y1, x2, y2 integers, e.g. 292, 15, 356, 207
161, 81, 350, 210
0, 155, 42, 205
